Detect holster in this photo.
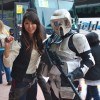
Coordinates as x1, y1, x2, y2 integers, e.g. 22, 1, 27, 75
9, 77, 37, 100
9, 86, 29, 100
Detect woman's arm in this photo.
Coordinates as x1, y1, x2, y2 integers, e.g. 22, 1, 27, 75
3, 36, 21, 67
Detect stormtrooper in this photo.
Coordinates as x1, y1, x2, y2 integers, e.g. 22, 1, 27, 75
41, 9, 95, 100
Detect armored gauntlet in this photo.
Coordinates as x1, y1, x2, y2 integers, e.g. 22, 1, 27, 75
67, 67, 84, 81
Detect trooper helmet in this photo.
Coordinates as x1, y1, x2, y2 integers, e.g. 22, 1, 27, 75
50, 9, 72, 36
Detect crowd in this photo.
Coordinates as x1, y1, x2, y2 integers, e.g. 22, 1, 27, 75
0, 8, 100, 100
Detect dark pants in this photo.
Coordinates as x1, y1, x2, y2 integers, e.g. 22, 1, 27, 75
37, 62, 52, 100
37, 74, 52, 100
9, 74, 37, 100
86, 85, 100, 100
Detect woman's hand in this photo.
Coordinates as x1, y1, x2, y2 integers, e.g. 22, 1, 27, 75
5, 35, 14, 43
4, 36, 14, 58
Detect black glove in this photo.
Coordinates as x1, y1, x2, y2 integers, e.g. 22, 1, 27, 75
67, 67, 84, 81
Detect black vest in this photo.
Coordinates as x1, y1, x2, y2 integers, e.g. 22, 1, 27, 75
11, 41, 31, 81
85, 45, 100, 80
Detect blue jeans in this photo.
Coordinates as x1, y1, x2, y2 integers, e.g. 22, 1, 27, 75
4, 66, 12, 82
86, 85, 100, 100
0, 50, 4, 83
0, 49, 12, 83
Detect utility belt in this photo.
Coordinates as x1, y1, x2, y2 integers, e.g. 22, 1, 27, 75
23, 72, 37, 82
25, 72, 37, 77
48, 74, 78, 99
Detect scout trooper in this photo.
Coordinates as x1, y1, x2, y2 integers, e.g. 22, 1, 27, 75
43, 9, 95, 100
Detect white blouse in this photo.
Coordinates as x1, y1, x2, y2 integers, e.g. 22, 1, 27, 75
3, 41, 41, 74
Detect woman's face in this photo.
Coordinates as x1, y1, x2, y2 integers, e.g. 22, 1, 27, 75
24, 18, 37, 37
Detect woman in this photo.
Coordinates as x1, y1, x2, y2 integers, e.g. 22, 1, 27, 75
0, 20, 12, 85
3, 11, 44, 100
26, 8, 52, 100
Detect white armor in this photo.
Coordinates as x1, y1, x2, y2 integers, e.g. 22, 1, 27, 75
42, 9, 95, 99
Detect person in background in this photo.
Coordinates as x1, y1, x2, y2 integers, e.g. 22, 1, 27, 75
26, 8, 52, 100
0, 20, 12, 85
3, 11, 44, 100
26, 8, 37, 14
9, 28, 14, 36
85, 32, 100, 100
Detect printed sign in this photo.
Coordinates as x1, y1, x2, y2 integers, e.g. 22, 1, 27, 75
38, 0, 48, 8
16, 5, 23, 14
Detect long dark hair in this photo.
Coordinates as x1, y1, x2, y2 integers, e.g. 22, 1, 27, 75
21, 11, 44, 55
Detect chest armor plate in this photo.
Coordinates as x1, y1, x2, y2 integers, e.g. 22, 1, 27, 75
50, 35, 77, 60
